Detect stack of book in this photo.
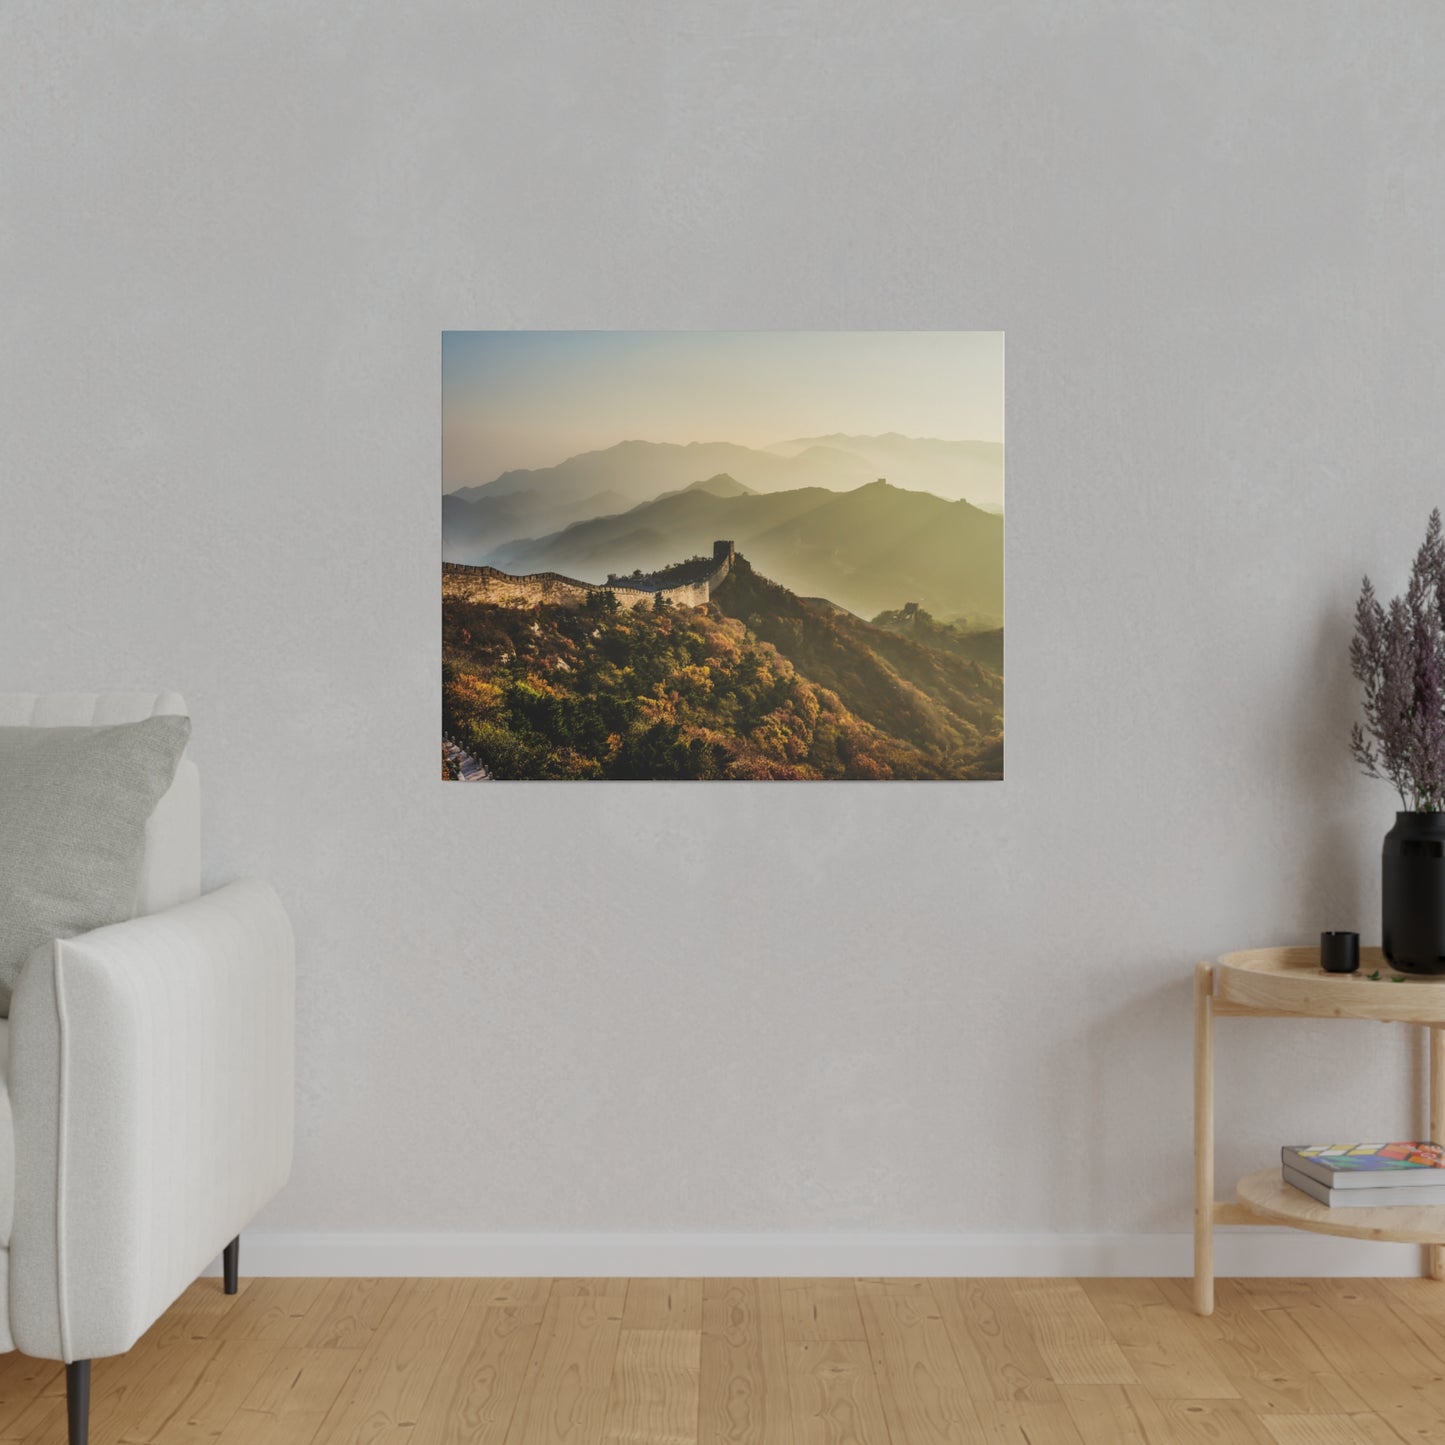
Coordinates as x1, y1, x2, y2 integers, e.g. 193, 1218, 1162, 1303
1283, 1143, 1445, 1207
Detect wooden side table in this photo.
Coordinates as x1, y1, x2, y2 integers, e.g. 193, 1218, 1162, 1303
1194, 947, 1445, 1316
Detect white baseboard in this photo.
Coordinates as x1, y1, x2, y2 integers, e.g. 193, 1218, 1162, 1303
204, 1229, 1429, 1278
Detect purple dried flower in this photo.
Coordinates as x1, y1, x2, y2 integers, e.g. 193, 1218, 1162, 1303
1352, 510, 1445, 811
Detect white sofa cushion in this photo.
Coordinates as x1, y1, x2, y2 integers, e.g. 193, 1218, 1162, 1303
0, 693, 200, 918
0, 717, 192, 1014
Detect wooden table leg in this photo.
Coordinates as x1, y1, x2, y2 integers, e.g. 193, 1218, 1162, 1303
1431, 1025, 1445, 1282
1194, 962, 1215, 1315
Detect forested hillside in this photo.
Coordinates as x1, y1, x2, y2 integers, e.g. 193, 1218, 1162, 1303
442, 554, 1002, 780
872, 605, 1004, 670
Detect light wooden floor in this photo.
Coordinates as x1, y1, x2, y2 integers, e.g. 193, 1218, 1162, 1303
5, 1277, 1445, 1443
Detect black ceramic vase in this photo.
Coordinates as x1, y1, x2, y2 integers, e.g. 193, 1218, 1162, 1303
1383, 812, 1445, 975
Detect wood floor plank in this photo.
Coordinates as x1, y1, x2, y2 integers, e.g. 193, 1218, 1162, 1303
0, 1358, 62, 1439
602, 1329, 700, 1445
206, 1278, 331, 1344
856, 1280, 982, 1445
1080, 1277, 1237, 1399
410, 1302, 545, 1445
1170, 1280, 1367, 1417
1308, 1279, 1445, 1377
699, 1279, 793, 1445
1372, 1277, 1445, 1359
150, 1340, 283, 1444
287, 1278, 403, 1350
1207, 1284, 1375, 1412
1229, 1281, 1324, 1311
786, 1335, 884, 1445
1267, 1297, 1405, 1381
476, 1281, 555, 1308
1006, 1280, 1138, 1387
973, 1398, 1088, 1444
930, 1278, 1059, 1404
1058, 1383, 1154, 1444
1342, 1374, 1445, 1444
785, 1341, 888, 1445
504, 1291, 624, 1445
1259, 1414, 1403, 1445
1377, 1275, 1445, 1318
9, 1396, 66, 1445
1356, 1278, 1445, 1395
623, 1281, 704, 1332
1140, 1398, 1278, 1445
106, 1337, 223, 1445
212, 1347, 363, 1445
1236, 1280, 1425, 1415
853, 1279, 931, 1298
141, 1314, 217, 1351
310, 1278, 474, 1443
779, 1284, 865, 1343
552, 1280, 631, 1299
167, 1280, 243, 1319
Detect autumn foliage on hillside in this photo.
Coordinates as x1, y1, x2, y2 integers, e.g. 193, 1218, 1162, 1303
871, 605, 1004, 672
442, 556, 1002, 780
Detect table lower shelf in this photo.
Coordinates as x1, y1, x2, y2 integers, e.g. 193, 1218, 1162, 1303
1234, 1167, 1445, 1244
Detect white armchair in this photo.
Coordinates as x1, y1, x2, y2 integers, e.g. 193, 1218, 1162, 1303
0, 693, 294, 1445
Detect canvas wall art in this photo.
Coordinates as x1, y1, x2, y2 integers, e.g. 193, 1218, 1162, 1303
442, 331, 1003, 781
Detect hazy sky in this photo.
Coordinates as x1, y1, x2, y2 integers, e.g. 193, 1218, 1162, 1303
442, 331, 1004, 488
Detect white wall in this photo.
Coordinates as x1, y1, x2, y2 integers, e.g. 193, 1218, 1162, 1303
4, 1, 1445, 1273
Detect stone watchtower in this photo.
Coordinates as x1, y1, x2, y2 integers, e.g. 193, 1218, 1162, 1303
712, 540, 735, 568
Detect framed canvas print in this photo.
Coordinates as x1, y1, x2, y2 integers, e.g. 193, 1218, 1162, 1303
442, 331, 1003, 781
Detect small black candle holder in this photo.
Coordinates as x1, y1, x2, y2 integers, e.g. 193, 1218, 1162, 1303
1320, 931, 1360, 974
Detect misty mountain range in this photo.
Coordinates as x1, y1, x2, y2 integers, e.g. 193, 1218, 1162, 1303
763, 433, 1003, 509
442, 434, 1004, 623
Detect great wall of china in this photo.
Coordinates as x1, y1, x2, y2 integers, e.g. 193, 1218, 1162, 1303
443, 539, 736, 612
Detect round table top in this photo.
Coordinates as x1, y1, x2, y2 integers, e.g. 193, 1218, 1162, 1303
1216, 946, 1445, 1023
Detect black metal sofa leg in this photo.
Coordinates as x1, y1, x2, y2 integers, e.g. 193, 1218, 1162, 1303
223, 1235, 240, 1295
67, 1360, 90, 1445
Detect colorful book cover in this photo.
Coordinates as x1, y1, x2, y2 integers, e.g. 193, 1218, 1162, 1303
1286, 1143, 1445, 1172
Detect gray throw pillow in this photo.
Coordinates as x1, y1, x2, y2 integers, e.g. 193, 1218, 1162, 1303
0, 714, 192, 1014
